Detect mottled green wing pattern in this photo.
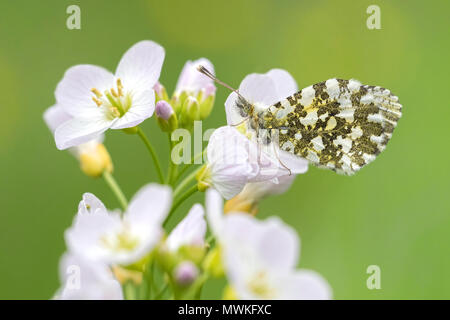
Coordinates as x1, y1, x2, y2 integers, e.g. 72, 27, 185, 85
262, 79, 402, 175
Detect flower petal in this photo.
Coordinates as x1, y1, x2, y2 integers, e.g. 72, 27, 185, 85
54, 115, 113, 150
278, 149, 309, 174
238, 74, 279, 107
43, 105, 72, 133
126, 183, 172, 227
115, 40, 165, 92
78, 193, 107, 215
55, 65, 115, 117
255, 217, 299, 271
205, 189, 224, 238
110, 89, 155, 129
175, 58, 215, 94
206, 126, 259, 199
278, 270, 332, 300
224, 92, 246, 126
266, 69, 298, 99
166, 204, 206, 251
57, 253, 123, 300
238, 174, 296, 204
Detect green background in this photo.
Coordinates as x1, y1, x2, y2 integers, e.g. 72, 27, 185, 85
1, 0, 449, 299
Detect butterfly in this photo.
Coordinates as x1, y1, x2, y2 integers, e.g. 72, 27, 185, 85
198, 66, 402, 175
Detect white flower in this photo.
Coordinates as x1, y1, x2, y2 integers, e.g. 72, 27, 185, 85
175, 58, 216, 97
54, 40, 165, 150
55, 253, 123, 300
224, 69, 308, 176
223, 215, 331, 300
205, 189, 331, 300
65, 184, 171, 266
166, 204, 206, 252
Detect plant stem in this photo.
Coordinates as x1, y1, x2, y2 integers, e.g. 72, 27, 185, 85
166, 133, 177, 185
173, 150, 204, 183
173, 166, 201, 198
137, 126, 164, 184
154, 284, 169, 300
102, 171, 128, 211
163, 185, 198, 227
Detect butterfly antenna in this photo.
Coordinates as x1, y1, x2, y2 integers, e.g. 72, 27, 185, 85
197, 65, 246, 100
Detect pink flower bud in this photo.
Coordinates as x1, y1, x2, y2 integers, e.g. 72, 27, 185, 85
153, 81, 164, 96
174, 261, 199, 286
204, 83, 216, 98
155, 100, 174, 120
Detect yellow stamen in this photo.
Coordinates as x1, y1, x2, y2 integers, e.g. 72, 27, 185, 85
110, 107, 120, 117
117, 79, 123, 96
91, 88, 102, 98
111, 88, 118, 97
92, 97, 102, 107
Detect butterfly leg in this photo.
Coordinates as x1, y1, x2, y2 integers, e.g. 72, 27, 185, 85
230, 116, 250, 127
270, 130, 292, 176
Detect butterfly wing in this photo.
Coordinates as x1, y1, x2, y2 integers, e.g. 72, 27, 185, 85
263, 79, 402, 175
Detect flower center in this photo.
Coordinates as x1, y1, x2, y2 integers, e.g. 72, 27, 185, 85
101, 226, 140, 253
247, 271, 276, 299
91, 78, 132, 119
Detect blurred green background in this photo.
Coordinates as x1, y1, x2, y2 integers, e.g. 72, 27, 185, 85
0, 0, 449, 299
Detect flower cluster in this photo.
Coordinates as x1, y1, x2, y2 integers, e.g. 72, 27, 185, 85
45, 40, 331, 300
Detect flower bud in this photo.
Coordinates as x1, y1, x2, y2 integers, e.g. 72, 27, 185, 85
156, 246, 178, 273
153, 82, 169, 102
156, 101, 178, 132
156, 100, 173, 120
178, 96, 199, 129
79, 143, 113, 178
185, 96, 200, 121
199, 84, 216, 120
178, 245, 206, 265
202, 247, 224, 278
174, 261, 199, 287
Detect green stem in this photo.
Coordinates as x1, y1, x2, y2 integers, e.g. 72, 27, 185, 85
174, 151, 204, 182
137, 127, 164, 184
145, 262, 156, 299
163, 185, 198, 227
154, 284, 169, 300
166, 133, 177, 185
102, 171, 128, 211
173, 166, 201, 198
123, 281, 137, 300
